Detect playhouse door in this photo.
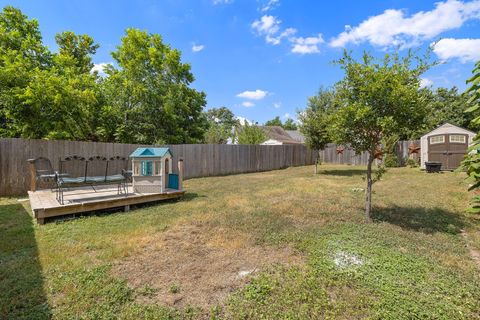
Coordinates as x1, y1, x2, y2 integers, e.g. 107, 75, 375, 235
164, 158, 169, 188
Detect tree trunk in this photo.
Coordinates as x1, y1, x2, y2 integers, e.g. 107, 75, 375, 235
314, 151, 319, 174
365, 152, 374, 222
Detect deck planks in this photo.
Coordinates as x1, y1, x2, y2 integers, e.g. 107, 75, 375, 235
28, 184, 185, 224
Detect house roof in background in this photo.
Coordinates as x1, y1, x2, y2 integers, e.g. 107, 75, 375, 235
259, 126, 303, 144
130, 147, 171, 158
285, 130, 305, 143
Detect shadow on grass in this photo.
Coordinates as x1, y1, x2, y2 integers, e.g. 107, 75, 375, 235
321, 169, 367, 177
46, 192, 206, 224
372, 205, 466, 234
0, 203, 51, 318
181, 192, 206, 202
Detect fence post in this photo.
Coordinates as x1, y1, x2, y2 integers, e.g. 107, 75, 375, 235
27, 158, 36, 192
178, 158, 184, 190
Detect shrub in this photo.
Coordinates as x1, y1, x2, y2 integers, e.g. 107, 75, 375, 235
383, 154, 400, 168
405, 157, 419, 168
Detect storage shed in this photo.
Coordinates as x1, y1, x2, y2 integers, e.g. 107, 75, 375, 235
420, 123, 475, 170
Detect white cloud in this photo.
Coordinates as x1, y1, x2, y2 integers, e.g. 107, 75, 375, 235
213, 0, 233, 4
192, 44, 205, 52
261, 0, 280, 12
91, 62, 111, 76
252, 15, 298, 46
251, 14, 322, 53
267, 28, 297, 45
273, 102, 281, 109
291, 34, 324, 54
237, 89, 268, 100
282, 113, 300, 123
236, 116, 253, 126
252, 15, 281, 36
433, 38, 480, 62
242, 101, 255, 107
420, 78, 433, 88
330, 0, 480, 48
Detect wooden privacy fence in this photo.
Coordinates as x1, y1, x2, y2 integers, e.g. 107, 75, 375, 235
319, 140, 420, 166
0, 138, 317, 196
0, 138, 420, 196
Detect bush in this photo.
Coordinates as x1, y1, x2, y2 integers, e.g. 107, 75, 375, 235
383, 154, 400, 167
405, 157, 419, 168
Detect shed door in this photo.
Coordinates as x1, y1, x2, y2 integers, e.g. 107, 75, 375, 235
428, 134, 467, 170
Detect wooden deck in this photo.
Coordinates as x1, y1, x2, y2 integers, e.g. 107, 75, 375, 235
28, 184, 185, 224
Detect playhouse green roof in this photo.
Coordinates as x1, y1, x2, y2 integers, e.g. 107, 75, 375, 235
129, 147, 171, 158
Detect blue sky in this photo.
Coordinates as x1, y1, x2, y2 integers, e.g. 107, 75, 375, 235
3, 0, 480, 124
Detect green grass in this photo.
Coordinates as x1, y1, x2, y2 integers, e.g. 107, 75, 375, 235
1, 165, 480, 319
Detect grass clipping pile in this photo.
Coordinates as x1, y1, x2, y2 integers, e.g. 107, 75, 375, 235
112, 224, 303, 309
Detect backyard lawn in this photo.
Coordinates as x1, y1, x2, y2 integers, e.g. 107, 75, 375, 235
1, 164, 480, 319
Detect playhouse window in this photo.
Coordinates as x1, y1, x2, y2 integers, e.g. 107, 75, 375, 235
141, 161, 153, 176
134, 162, 140, 175
154, 161, 161, 175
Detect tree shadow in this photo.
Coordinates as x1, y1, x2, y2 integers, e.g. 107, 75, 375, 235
321, 169, 367, 177
0, 203, 51, 318
372, 205, 467, 235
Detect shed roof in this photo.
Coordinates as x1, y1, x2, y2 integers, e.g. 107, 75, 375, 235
421, 122, 475, 139
130, 147, 171, 158
259, 126, 303, 144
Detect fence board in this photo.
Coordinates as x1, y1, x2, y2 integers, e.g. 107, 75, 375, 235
0, 138, 318, 196
0, 138, 418, 196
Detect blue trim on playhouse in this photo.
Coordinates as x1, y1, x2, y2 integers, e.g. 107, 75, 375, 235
129, 147, 171, 158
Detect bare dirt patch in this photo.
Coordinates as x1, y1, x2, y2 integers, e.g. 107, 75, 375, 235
112, 223, 303, 310
461, 229, 480, 268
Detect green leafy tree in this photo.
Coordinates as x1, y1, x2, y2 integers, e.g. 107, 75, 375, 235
0, 6, 51, 137
204, 107, 239, 144
421, 87, 475, 133
102, 28, 208, 144
0, 7, 101, 140
265, 116, 298, 130
329, 50, 430, 221
283, 118, 298, 130
237, 122, 266, 144
206, 107, 238, 129
22, 31, 100, 140
298, 87, 336, 173
462, 60, 480, 213
382, 134, 400, 168
265, 116, 282, 127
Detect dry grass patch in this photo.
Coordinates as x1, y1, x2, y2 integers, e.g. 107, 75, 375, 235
112, 223, 303, 309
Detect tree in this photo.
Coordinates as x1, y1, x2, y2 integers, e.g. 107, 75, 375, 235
265, 116, 298, 130
206, 107, 238, 128
462, 60, 480, 213
421, 87, 475, 133
265, 116, 282, 127
204, 107, 239, 144
237, 123, 266, 144
298, 87, 337, 173
283, 118, 297, 130
329, 50, 430, 221
102, 28, 208, 144
0, 6, 51, 137
0, 7, 102, 140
